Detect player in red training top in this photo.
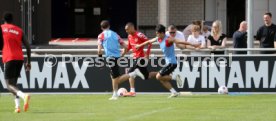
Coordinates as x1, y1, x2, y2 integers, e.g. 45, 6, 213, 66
121, 22, 157, 96
1, 12, 31, 113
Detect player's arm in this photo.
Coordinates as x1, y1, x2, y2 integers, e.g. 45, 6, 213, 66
97, 44, 103, 57
118, 36, 127, 57
139, 33, 152, 58
135, 37, 157, 49
97, 33, 104, 57
168, 37, 199, 47
175, 33, 187, 49
22, 35, 31, 71
121, 40, 131, 57
186, 45, 197, 49
0, 28, 3, 50
183, 37, 194, 49
145, 43, 152, 58
121, 43, 128, 57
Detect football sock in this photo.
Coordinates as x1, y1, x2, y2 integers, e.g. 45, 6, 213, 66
15, 96, 20, 108
169, 88, 177, 94
128, 71, 136, 78
112, 91, 118, 97
16, 91, 26, 99
171, 74, 176, 80
130, 88, 135, 92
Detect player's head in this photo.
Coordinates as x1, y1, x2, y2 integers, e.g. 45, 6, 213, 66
100, 20, 110, 30
168, 25, 177, 37
264, 12, 272, 26
125, 22, 136, 34
3, 12, 13, 24
155, 24, 166, 38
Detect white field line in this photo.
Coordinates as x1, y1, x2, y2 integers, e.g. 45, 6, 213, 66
1, 92, 276, 95
116, 107, 173, 121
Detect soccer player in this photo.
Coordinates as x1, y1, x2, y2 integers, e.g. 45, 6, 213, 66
97, 20, 145, 100
121, 22, 156, 96
136, 24, 193, 98
1, 12, 31, 113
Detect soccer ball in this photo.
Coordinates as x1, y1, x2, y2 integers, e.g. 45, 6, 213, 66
218, 86, 228, 94
117, 88, 128, 96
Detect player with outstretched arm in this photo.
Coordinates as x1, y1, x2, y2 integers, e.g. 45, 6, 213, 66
135, 24, 197, 98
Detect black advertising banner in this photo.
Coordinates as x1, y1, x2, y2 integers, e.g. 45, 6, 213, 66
0, 55, 276, 93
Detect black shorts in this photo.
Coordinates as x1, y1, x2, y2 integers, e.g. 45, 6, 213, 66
159, 64, 177, 76
106, 57, 121, 79
4, 60, 24, 79
128, 58, 149, 79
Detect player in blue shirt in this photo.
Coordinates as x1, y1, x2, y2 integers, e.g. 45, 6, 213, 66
136, 24, 195, 98
98, 20, 145, 100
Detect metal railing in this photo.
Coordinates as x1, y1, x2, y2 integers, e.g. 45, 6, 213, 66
0, 48, 270, 58
23, 48, 276, 54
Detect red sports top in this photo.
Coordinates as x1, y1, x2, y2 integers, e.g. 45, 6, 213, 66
1, 24, 24, 63
127, 32, 152, 59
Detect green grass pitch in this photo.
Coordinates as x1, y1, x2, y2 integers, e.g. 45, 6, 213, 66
1, 94, 276, 121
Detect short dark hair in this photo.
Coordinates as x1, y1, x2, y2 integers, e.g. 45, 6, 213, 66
100, 20, 110, 29
126, 22, 136, 29
3, 12, 13, 23
264, 12, 272, 17
155, 24, 166, 33
126, 22, 134, 27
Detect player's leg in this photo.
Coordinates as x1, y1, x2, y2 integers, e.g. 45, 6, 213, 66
5, 79, 19, 95
15, 61, 30, 112
116, 69, 145, 84
156, 74, 172, 81
156, 64, 179, 98
129, 77, 135, 92
108, 58, 144, 100
127, 60, 138, 94
6, 78, 21, 113
148, 72, 158, 79
14, 95, 20, 113
4, 60, 30, 112
121, 77, 136, 97
110, 77, 119, 100
108, 59, 121, 100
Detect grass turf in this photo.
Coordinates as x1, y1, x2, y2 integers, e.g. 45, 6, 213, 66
0, 94, 276, 121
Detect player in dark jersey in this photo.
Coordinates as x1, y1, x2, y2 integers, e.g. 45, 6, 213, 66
121, 22, 156, 96
136, 24, 193, 98
1, 12, 31, 113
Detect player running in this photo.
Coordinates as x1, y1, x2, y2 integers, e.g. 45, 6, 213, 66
1, 12, 31, 113
121, 22, 157, 97
97, 20, 145, 100
136, 24, 193, 98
